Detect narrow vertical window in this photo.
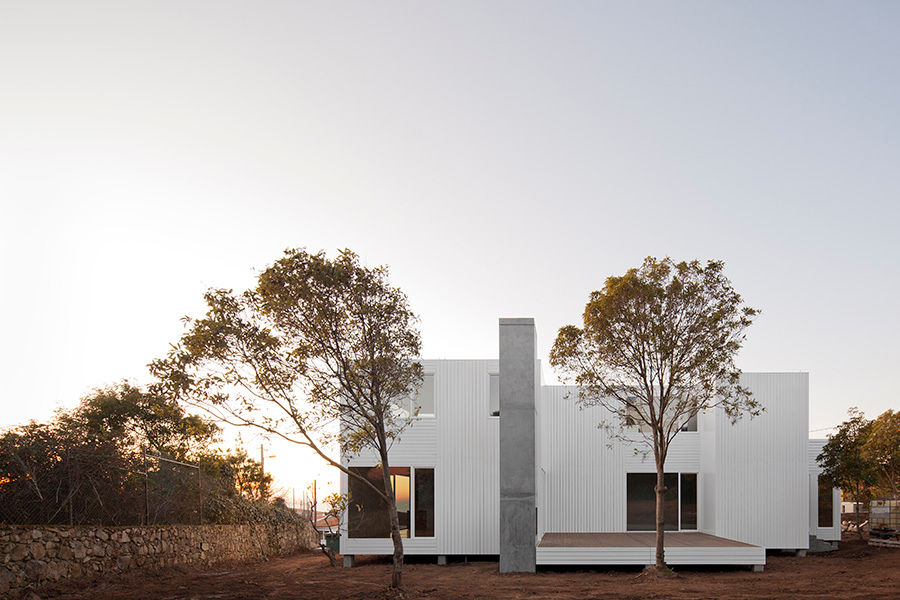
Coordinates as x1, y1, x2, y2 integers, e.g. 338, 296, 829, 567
413, 374, 435, 416
393, 468, 411, 537
489, 374, 499, 416
818, 475, 834, 528
414, 468, 435, 537
680, 473, 698, 530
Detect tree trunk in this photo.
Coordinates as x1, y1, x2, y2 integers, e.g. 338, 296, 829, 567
854, 486, 863, 540
378, 447, 404, 588
654, 458, 667, 569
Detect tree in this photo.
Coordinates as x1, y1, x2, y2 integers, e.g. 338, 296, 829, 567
819, 408, 878, 538
73, 382, 219, 459
306, 491, 348, 567
550, 257, 759, 570
862, 410, 900, 497
150, 248, 422, 588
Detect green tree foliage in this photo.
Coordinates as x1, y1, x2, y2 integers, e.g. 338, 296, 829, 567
71, 381, 218, 459
550, 257, 759, 570
818, 408, 878, 538
0, 383, 284, 526
862, 410, 900, 497
150, 248, 423, 588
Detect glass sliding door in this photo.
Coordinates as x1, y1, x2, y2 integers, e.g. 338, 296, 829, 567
626, 472, 678, 531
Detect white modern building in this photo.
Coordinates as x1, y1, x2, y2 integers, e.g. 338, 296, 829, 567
340, 319, 840, 572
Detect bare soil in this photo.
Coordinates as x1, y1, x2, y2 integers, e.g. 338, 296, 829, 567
37, 535, 900, 600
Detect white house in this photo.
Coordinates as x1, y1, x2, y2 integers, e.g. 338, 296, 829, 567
340, 318, 840, 572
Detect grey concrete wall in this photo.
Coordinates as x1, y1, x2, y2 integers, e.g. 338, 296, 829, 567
499, 318, 536, 573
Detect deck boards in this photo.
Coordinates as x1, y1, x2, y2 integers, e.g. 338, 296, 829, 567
538, 532, 756, 548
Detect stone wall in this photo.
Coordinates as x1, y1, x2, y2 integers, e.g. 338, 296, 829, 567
0, 522, 315, 597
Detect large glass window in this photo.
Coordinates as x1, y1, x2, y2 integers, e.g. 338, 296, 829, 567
348, 466, 410, 538
627, 473, 678, 531
414, 468, 435, 537
818, 475, 834, 528
627, 472, 697, 531
680, 473, 697, 530
348, 466, 433, 538
489, 374, 499, 417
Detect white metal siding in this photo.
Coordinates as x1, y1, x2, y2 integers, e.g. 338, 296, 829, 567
436, 360, 500, 554
808, 439, 841, 541
539, 386, 626, 533
714, 373, 809, 550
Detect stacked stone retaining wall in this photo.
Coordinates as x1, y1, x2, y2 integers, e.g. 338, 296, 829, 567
0, 523, 315, 597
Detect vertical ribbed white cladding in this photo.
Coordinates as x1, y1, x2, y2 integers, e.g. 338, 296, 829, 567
539, 386, 626, 532
435, 359, 500, 555
340, 359, 499, 556
808, 439, 841, 541
714, 373, 809, 550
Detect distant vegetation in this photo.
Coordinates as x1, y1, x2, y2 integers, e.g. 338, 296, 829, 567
819, 408, 900, 537
0, 382, 297, 526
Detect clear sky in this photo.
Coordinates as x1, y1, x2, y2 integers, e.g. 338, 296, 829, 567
2, 2, 899, 496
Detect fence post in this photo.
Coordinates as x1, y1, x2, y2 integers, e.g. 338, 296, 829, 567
66, 448, 74, 526
197, 466, 203, 525
142, 446, 149, 526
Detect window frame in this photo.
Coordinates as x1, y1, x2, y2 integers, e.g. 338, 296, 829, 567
405, 373, 436, 418
625, 471, 700, 532
488, 372, 500, 418
347, 465, 436, 540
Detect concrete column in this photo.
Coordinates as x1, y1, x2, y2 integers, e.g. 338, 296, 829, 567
342, 554, 355, 568
499, 318, 537, 573
437, 555, 448, 565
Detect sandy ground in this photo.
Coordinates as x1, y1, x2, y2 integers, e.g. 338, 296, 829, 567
37, 535, 899, 600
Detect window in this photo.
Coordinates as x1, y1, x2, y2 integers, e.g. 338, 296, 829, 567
348, 466, 410, 538
627, 473, 678, 531
414, 468, 435, 537
626, 472, 698, 531
413, 374, 435, 416
348, 466, 434, 538
681, 414, 698, 432
680, 473, 697, 530
625, 404, 652, 433
818, 475, 834, 528
489, 374, 499, 417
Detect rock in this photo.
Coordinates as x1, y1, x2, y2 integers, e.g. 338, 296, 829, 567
96, 530, 109, 541
10, 544, 29, 561
57, 545, 73, 561
0, 567, 13, 594
117, 555, 132, 570
119, 532, 130, 543
30, 530, 42, 541
29, 542, 46, 561
71, 542, 86, 560
25, 559, 47, 580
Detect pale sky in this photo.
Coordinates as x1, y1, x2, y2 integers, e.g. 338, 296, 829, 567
2, 2, 899, 497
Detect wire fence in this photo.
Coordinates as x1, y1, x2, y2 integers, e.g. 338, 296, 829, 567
0, 448, 208, 527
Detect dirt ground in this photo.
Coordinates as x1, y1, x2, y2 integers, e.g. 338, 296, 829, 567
37, 535, 900, 600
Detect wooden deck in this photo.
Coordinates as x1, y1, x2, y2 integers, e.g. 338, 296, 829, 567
539, 532, 756, 548
536, 532, 764, 566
